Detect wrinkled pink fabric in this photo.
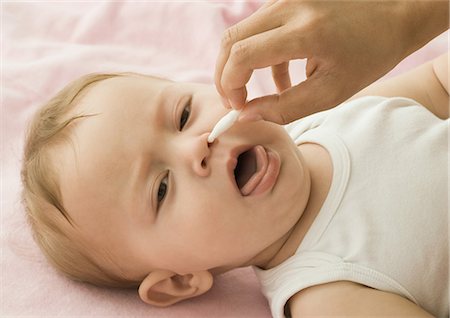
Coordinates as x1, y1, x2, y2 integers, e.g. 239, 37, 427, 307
2, 1, 447, 316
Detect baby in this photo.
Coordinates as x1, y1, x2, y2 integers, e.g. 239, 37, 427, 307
21, 53, 448, 317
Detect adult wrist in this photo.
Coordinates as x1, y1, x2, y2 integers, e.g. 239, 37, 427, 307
398, 1, 449, 58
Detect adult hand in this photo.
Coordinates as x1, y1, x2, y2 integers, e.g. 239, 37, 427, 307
215, 0, 448, 124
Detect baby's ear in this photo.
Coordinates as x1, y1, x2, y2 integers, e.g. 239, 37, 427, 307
138, 269, 213, 307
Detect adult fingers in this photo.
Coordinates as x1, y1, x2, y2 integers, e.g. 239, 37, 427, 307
214, 4, 282, 99
239, 71, 344, 124
271, 62, 291, 93
220, 27, 305, 109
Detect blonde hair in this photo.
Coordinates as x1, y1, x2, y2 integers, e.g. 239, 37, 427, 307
21, 73, 141, 288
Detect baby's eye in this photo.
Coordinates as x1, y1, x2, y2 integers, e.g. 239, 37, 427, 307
157, 175, 168, 207
179, 99, 191, 130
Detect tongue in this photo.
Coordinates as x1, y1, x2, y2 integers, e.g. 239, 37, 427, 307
240, 146, 268, 196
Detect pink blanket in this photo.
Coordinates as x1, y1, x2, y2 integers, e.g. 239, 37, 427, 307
2, 2, 447, 316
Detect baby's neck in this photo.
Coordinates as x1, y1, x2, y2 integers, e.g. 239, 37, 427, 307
260, 142, 333, 270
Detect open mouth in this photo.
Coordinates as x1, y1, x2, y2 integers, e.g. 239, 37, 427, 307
234, 148, 257, 190
233, 145, 279, 196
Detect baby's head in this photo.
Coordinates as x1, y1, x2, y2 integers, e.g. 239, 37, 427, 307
21, 73, 311, 306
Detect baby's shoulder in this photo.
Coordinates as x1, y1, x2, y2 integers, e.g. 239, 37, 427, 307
288, 281, 431, 316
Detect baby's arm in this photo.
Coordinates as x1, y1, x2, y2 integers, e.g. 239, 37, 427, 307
351, 52, 449, 119
288, 281, 434, 317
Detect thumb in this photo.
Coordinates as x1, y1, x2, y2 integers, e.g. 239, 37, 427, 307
239, 74, 342, 125
238, 94, 286, 124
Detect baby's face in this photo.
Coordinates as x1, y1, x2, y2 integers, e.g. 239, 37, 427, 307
60, 75, 311, 278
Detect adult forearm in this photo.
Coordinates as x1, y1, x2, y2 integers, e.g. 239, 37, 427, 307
399, 1, 449, 58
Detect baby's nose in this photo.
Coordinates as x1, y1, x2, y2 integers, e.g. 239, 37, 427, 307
189, 132, 213, 177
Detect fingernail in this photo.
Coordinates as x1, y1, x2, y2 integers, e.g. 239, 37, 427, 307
238, 113, 263, 123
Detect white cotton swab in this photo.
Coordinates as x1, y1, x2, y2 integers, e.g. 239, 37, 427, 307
207, 109, 242, 143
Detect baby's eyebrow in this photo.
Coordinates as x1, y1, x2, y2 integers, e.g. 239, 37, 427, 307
118, 135, 160, 220
152, 84, 174, 123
